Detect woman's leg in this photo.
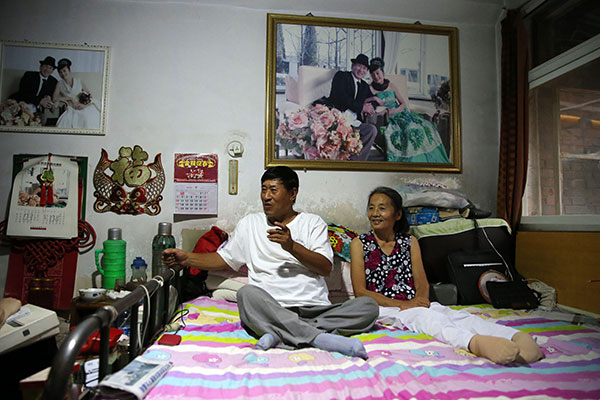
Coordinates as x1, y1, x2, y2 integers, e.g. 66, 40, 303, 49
429, 303, 543, 363
429, 302, 517, 340
388, 305, 474, 350
380, 305, 520, 364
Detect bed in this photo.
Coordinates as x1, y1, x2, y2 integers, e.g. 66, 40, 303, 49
41, 220, 600, 399
139, 296, 600, 400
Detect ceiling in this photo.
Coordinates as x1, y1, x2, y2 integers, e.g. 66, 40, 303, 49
113, 0, 529, 26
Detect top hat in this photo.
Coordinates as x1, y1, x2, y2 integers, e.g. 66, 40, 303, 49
39, 56, 56, 68
351, 54, 369, 68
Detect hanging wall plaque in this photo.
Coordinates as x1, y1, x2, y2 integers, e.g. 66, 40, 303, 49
93, 146, 165, 215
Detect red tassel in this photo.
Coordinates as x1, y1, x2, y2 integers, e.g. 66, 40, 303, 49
40, 185, 47, 206
47, 185, 54, 205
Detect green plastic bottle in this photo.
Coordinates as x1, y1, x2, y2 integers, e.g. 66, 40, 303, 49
95, 228, 126, 290
151, 222, 176, 276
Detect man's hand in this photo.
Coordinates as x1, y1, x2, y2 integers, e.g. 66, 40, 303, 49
365, 96, 383, 106
162, 248, 188, 266
0, 297, 22, 328
362, 102, 375, 116
267, 221, 294, 252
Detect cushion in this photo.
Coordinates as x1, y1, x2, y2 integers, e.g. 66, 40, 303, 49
297, 66, 337, 107
190, 226, 228, 276
325, 259, 355, 303
327, 223, 358, 262
285, 75, 299, 103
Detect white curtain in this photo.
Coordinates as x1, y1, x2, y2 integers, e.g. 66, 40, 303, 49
383, 31, 402, 75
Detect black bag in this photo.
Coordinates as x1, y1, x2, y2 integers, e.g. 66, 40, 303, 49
446, 249, 507, 304
486, 280, 540, 310
180, 269, 210, 303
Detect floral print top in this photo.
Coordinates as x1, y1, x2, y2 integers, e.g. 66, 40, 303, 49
359, 231, 416, 300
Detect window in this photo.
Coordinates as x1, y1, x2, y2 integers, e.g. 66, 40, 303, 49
522, 1, 600, 230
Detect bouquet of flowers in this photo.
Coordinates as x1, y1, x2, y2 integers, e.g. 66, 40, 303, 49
77, 91, 92, 105
276, 104, 363, 160
0, 99, 41, 126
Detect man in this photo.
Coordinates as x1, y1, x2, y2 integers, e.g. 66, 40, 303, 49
164, 166, 378, 359
10, 56, 58, 114
324, 53, 378, 161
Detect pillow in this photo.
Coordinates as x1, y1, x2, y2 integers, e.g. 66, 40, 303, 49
285, 75, 299, 103
190, 226, 228, 276
297, 66, 337, 107
325, 259, 355, 303
327, 223, 358, 262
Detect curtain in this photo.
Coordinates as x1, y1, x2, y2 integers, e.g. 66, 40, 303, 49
497, 10, 529, 231
382, 31, 402, 75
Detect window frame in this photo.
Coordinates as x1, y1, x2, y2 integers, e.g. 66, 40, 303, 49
521, 29, 600, 232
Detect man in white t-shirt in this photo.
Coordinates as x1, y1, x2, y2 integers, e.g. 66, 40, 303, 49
164, 166, 378, 359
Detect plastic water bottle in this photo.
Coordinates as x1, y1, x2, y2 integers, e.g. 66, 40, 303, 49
130, 257, 148, 283
151, 222, 176, 276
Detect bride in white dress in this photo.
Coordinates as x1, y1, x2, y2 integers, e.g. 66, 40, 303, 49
52, 58, 101, 129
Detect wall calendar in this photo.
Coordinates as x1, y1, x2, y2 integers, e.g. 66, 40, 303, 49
173, 153, 218, 215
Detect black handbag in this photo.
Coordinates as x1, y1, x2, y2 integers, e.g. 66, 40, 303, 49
446, 249, 507, 304
446, 219, 539, 308
486, 280, 540, 310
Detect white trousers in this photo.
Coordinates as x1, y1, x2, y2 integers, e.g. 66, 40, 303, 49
378, 302, 518, 350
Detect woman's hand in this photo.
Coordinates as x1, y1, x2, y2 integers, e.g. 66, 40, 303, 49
389, 104, 406, 115
39, 95, 53, 109
398, 297, 430, 310
362, 102, 375, 116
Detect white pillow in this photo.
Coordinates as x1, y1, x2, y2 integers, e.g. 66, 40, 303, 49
285, 75, 299, 104
297, 66, 337, 107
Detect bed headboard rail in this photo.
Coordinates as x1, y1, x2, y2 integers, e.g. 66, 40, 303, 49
42, 265, 184, 400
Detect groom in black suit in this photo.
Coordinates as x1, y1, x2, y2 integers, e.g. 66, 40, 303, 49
10, 56, 58, 113
324, 54, 377, 161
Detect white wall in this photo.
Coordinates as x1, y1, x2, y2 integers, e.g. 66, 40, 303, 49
0, 0, 503, 293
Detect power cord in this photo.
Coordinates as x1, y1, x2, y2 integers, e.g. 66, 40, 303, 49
473, 219, 514, 281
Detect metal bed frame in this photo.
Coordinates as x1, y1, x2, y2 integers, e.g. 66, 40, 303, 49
42, 265, 184, 400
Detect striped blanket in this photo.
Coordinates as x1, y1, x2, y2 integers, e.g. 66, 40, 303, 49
144, 297, 600, 400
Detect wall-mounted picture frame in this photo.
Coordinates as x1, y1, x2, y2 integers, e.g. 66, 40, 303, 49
0, 40, 109, 135
265, 14, 461, 172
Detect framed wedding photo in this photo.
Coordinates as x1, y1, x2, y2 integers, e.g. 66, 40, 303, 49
265, 13, 461, 172
0, 40, 109, 135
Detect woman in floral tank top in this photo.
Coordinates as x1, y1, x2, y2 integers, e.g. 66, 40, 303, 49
350, 187, 543, 365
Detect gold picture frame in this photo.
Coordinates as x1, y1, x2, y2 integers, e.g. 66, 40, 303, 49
0, 40, 109, 135
265, 13, 461, 172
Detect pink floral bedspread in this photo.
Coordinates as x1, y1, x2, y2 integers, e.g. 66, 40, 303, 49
143, 297, 600, 400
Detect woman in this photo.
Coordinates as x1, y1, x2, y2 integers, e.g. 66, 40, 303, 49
367, 58, 450, 164
350, 186, 543, 364
52, 58, 101, 129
